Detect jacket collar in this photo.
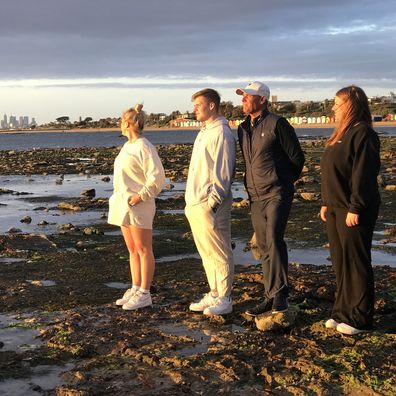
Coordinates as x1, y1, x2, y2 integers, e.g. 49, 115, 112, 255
241, 108, 269, 131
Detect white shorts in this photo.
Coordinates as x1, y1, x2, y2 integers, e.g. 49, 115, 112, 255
108, 193, 156, 229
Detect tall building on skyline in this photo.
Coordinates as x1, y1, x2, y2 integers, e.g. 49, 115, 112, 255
0, 113, 36, 129
9, 115, 17, 128
1, 114, 7, 129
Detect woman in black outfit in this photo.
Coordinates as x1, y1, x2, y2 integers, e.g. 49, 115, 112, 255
320, 86, 381, 335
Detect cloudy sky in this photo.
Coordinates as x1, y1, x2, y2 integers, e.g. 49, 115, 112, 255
1, 0, 395, 123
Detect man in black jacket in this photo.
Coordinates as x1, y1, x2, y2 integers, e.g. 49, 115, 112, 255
236, 81, 305, 316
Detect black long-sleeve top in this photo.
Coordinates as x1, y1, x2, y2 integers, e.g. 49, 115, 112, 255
320, 122, 381, 213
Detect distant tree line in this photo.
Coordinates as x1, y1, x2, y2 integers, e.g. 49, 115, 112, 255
40, 99, 396, 129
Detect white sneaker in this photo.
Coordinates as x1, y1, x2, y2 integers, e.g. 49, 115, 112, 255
189, 293, 218, 312
203, 296, 233, 316
122, 291, 152, 310
115, 288, 136, 306
325, 318, 339, 329
336, 322, 364, 335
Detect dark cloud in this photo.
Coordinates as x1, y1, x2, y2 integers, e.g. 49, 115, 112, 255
1, 0, 395, 89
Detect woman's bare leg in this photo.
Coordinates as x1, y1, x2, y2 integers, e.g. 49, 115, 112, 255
121, 225, 141, 287
128, 226, 154, 290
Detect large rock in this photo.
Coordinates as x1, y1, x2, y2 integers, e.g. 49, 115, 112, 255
255, 305, 299, 331
0, 188, 14, 195
7, 227, 22, 233
232, 198, 250, 208
299, 176, 316, 184
0, 234, 57, 252
299, 192, 320, 201
83, 227, 104, 236
384, 226, 396, 237
58, 202, 82, 211
80, 189, 96, 197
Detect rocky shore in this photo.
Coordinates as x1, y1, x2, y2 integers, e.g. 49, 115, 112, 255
0, 138, 395, 395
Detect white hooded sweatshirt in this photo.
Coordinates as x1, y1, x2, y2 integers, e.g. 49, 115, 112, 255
185, 116, 236, 208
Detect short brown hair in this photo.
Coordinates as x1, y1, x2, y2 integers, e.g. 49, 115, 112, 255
191, 88, 221, 111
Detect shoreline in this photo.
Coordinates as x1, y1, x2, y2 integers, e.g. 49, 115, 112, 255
1, 121, 396, 134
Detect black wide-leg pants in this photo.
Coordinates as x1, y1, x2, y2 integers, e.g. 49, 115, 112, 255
250, 195, 293, 299
326, 206, 378, 330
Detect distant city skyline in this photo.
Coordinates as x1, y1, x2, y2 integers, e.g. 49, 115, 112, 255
1, 113, 36, 129
1, 1, 395, 123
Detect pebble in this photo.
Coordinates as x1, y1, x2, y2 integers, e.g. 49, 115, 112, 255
20, 216, 32, 224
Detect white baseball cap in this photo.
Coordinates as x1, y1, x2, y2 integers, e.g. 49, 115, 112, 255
236, 81, 270, 98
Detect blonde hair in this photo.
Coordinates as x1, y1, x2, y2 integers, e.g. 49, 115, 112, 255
327, 86, 372, 146
122, 103, 145, 134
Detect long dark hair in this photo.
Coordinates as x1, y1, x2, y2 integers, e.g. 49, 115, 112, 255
327, 85, 372, 146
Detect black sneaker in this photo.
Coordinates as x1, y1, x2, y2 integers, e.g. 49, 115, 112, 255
245, 299, 273, 316
272, 294, 288, 313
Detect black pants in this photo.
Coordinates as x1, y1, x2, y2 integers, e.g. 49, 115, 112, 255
251, 195, 293, 299
326, 206, 378, 330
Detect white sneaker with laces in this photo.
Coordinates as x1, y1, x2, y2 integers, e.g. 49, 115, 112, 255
122, 291, 152, 310
115, 288, 136, 306
189, 293, 218, 312
325, 318, 339, 329
336, 322, 364, 335
203, 296, 233, 316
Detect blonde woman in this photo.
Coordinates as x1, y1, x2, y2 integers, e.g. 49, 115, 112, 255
108, 104, 165, 310
320, 86, 381, 335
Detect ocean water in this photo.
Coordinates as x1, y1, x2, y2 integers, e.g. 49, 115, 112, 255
1, 126, 395, 151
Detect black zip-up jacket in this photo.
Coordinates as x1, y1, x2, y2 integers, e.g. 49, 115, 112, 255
321, 122, 380, 213
238, 109, 305, 201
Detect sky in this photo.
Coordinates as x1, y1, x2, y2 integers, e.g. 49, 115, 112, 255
0, 0, 395, 123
